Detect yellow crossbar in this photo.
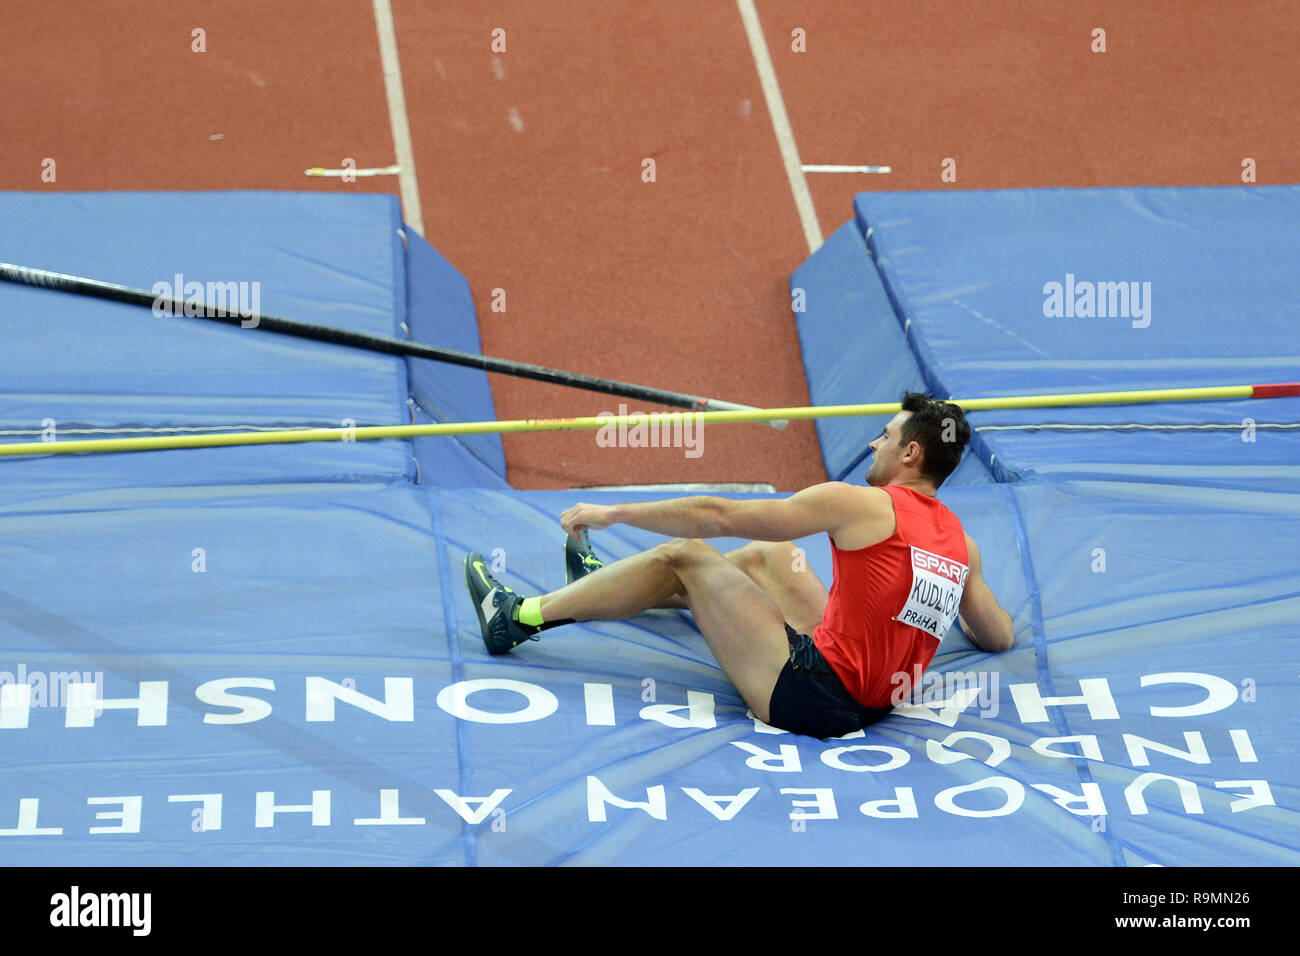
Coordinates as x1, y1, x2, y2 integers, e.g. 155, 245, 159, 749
0, 384, 1272, 459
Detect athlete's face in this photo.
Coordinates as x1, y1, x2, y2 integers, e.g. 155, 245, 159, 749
865, 412, 913, 486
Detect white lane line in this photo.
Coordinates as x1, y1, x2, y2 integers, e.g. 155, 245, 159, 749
305, 164, 402, 178
372, 0, 425, 236
802, 164, 893, 174
736, 0, 822, 254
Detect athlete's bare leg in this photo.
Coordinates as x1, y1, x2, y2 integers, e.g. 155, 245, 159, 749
540, 538, 790, 721
620, 540, 829, 627
722, 541, 829, 635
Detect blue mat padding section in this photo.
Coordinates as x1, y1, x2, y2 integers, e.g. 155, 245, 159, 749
2, 189, 1296, 865
0, 191, 502, 489
1, 481, 1294, 865
856, 185, 1300, 489
404, 230, 507, 488
795, 186, 1299, 489
964, 398, 1300, 487
0, 191, 407, 438
856, 186, 1300, 396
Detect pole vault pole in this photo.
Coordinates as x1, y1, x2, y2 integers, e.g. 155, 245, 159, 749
0, 261, 771, 418
1, 383, 1295, 458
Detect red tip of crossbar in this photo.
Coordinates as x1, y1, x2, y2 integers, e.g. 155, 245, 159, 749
1252, 382, 1300, 398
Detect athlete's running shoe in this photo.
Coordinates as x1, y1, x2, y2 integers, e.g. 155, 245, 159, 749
565, 529, 606, 585
464, 551, 538, 655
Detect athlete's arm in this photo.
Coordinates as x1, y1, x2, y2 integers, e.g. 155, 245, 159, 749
560, 496, 724, 539
560, 482, 887, 543
716, 482, 891, 543
957, 534, 1014, 653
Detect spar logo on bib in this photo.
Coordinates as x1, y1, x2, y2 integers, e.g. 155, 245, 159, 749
895, 546, 970, 640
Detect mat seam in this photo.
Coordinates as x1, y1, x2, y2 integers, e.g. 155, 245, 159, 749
429, 488, 477, 866
1002, 482, 1127, 867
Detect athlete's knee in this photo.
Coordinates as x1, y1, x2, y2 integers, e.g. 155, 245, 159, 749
731, 540, 799, 577
660, 537, 719, 569
725, 541, 767, 575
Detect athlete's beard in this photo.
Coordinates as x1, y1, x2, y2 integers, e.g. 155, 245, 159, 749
865, 457, 885, 487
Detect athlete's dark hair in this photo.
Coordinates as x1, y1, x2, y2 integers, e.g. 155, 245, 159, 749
897, 391, 971, 486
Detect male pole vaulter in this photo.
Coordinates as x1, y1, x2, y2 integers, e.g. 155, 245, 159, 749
464, 393, 1015, 738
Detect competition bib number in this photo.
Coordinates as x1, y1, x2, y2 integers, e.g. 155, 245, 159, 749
895, 546, 969, 640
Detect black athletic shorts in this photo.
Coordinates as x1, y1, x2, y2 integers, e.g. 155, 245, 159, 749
767, 624, 893, 739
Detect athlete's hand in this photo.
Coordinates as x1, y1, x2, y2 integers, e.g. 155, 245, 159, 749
561, 502, 616, 539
